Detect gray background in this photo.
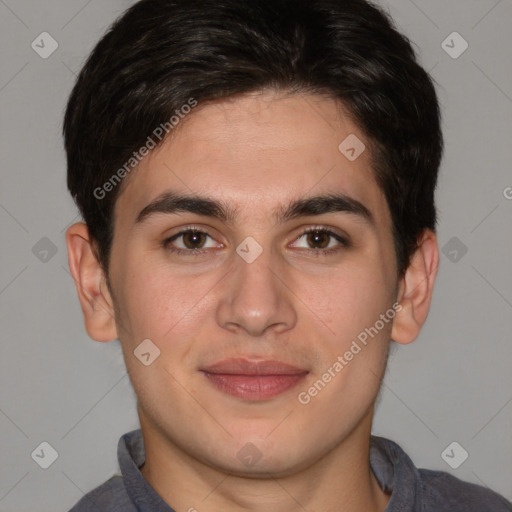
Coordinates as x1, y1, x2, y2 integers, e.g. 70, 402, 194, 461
0, 0, 511, 510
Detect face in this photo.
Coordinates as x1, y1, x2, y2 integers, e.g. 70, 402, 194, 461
107, 90, 400, 475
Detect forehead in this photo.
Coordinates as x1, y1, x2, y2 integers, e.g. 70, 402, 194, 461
114, 90, 390, 229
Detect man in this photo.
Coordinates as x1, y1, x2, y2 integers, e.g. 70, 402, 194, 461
64, 0, 512, 510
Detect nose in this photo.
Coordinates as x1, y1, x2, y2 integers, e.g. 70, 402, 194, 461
215, 244, 297, 337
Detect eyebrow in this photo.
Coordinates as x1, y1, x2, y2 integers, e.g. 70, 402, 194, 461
135, 191, 374, 227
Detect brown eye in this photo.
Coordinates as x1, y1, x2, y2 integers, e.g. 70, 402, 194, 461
306, 230, 330, 249
290, 227, 350, 255
182, 231, 208, 249
162, 228, 222, 256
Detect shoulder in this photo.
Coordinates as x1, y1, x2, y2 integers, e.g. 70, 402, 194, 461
418, 468, 512, 512
68, 474, 136, 512
370, 436, 512, 512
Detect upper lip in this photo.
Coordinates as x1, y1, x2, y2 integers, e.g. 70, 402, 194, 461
201, 358, 308, 376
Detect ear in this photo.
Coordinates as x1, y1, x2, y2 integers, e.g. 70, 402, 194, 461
391, 229, 439, 345
65, 222, 118, 342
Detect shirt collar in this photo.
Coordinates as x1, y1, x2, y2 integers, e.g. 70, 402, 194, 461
119, 429, 176, 511
118, 429, 423, 511
370, 435, 424, 511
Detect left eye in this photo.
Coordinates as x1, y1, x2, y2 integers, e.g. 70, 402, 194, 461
290, 229, 348, 251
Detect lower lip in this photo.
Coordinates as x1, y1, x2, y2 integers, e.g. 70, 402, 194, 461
202, 372, 308, 400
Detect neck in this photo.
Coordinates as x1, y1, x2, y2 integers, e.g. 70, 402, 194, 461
139, 406, 390, 512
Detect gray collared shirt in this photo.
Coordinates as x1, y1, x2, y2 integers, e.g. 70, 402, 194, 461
69, 429, 512, 511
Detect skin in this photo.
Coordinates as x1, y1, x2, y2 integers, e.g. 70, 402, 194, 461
66, 90, 439, 512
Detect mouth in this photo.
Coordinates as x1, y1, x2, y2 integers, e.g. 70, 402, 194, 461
200, 358, 309, 401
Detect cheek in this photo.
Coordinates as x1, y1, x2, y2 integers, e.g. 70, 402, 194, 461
113, 256, 219, 345
298, 270, 394, 425
304, 260, 393, 337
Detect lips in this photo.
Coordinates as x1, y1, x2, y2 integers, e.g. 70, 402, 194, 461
200, 358, 309, 400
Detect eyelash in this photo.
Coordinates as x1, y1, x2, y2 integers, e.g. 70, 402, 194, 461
162, 226, 350, 257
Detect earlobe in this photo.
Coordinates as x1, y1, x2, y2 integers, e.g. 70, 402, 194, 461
65, 222, 118, 342
391, 229, 439, 345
